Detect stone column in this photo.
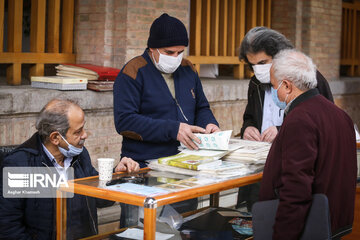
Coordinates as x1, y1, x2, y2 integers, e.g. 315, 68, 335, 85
272, 0, 342, 81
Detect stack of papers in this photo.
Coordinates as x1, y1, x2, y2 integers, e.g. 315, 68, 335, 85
151, 135, 271, 179
222, 139, 271, 164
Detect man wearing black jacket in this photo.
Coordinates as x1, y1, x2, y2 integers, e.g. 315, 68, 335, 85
236, 27, 334, 212
0, 99, 139, 239
238, 26, 333, 143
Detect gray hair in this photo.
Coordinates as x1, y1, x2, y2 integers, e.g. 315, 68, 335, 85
239, 26, 293, 69
36, 99, 80, 141
272, 49, 317, 91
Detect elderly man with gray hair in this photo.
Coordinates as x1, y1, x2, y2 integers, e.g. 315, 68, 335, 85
258, 49, 357, 239
0, 99, 139, 240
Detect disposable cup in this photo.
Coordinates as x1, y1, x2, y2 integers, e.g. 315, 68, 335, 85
98, 158, 115, 181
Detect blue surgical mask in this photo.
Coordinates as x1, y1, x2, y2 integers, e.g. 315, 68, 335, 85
271, 81, 288, 110
58, 134, 84, 158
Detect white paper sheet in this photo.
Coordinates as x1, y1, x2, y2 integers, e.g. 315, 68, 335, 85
180, 130, 233, 150
105, 182, 170, 196
116, 228, 174, 240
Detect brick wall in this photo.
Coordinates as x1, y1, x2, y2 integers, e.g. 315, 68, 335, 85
75, 0, 107, 66
272, 0, 342, 81
75, 0, 190, 69
0, 110, 123, 169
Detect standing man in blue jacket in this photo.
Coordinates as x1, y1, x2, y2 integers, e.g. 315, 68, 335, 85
0, 99, 139, 240
113, 13, 220, 168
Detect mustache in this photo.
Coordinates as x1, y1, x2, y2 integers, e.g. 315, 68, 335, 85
79, 139, 86, 145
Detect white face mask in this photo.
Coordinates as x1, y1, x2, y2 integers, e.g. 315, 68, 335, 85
253, 63, 272, 83
152, 49, 183, 74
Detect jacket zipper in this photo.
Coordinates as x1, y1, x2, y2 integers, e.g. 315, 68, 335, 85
85, 196, 98, 235
174, 98, 189, 122
256, 84, 263, 112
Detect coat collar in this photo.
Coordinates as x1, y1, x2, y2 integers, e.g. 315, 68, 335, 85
16, 132, 42, 154
15, 132, 80, 166
285, 88, 319, 116
251, 75, 271, 91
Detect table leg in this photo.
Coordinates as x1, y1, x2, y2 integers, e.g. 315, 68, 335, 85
144, 197, 157, 240
56, 190, 67, 240
144, 207, 157, 240
210, 192, 220, 207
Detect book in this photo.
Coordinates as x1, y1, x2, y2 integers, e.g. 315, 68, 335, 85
56, 64, 120, 81
158, 153, 221, 171
87, 80, 114, 92
31, 81, 87, 90
31, 76, 88, 84
56, 71, 98, 80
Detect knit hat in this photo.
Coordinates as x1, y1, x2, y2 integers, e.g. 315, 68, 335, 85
147, 13, 188, 48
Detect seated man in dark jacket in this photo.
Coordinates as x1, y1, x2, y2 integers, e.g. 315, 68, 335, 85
0, 99, 139, 240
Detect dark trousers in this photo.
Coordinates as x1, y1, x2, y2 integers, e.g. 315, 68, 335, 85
236, 182, 260, 212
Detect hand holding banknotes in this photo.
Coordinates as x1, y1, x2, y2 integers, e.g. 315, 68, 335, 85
177, 122, 205, 150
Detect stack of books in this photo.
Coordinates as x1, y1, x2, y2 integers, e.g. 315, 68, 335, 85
149, 137, 271, 178
31, 76, 87, 90
55, 64, 121, 91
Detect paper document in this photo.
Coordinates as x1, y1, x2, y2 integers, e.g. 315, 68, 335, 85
181, 130, 233, 150
105, 182, 170, 196
116, 228, 174, 240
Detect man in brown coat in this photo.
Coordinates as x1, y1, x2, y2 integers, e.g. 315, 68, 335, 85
259, 49, 357, 239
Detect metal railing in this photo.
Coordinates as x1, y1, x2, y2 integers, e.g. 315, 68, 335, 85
188, 0, 271, 79
341, 1, 360, 77
0, 0, 76, 85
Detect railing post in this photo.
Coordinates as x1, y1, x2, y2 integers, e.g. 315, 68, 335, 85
61, 0, 74, 53
47, 0, 61, 53
30, 0, 46, 78
0, 0, 4, 53
7, 0, 23, 85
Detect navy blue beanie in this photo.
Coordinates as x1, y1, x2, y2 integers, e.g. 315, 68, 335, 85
147, 13, 188, 48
